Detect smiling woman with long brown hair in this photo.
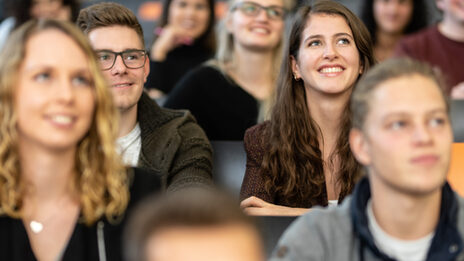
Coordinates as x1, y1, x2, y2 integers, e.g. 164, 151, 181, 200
240, 0, 375, 215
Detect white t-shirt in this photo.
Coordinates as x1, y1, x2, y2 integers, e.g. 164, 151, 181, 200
367, 200, 434, 261
116, 123, 141, 167
328, 200, 338, 208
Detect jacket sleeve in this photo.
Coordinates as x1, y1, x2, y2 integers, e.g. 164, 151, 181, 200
270, 211, 328, 261
239, 125, 274, 202
166, 115, 214, 192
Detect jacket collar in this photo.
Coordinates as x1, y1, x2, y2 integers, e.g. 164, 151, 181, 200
350, 177, 463, 261
137, 92, 171, 136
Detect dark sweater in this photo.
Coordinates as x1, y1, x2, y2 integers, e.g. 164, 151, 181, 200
145, 43, 213, 94
240, 122, 330, 208
164, 65, 259, 141
394, 25, 464, 94
137, 92, 213, 191
0, 167, 161, 261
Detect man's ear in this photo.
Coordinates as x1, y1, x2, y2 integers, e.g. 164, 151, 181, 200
143, 55, 150, 83
349, 128, 371, 166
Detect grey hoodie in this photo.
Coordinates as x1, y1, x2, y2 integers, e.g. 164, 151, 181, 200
270, 177, 464, 261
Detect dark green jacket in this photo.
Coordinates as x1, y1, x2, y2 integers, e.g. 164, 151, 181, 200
137, 92, 213, 191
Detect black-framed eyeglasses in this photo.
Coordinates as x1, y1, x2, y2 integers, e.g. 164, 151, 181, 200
96, 49, 147, 71
231, 1, 286, 20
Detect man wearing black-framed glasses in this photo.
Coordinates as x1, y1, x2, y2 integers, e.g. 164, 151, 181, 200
77, 2, 213, 192
96, 49, 148, 71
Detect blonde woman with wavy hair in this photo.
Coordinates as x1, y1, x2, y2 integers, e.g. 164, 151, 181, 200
0, 19, 160, 261
164, 0, 294, 140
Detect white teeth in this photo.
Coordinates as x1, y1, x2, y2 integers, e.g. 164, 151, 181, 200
252, 28, 269, 34
114, 83, 130, 88
320, 67, 343, 73
51, 115, 73, 124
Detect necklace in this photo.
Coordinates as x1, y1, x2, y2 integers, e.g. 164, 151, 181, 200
30, 220, 44, 233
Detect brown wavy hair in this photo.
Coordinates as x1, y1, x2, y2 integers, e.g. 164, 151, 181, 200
261, 0, 375, 206
0, 19, 129, 225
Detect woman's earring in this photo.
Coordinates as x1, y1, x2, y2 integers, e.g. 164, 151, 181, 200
294, 74, 299, 81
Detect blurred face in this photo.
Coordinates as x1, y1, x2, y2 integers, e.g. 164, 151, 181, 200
168, 0, 211, 39
350, 74, 452, 196
146, 225, 264, 261
88, 26, 149, 113
374, 0, 413, 34
30, 0, 64, 19
226, 0, 285, 52
15, 29, 95, 152
436, 0, 464, 23
292, 14, 362, 96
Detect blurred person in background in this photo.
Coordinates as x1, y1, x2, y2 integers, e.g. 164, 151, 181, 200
124, 189, 265, 261
145, 0, 216, 100
164, 0, 294, 140
0, 0, 80, 50
360, 0, 428, 62
394, 0, 464, 98
0, 19, 160, 261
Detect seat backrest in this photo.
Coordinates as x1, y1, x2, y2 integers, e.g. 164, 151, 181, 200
211, 140, 247, 197
255, 215, 298, 258
451, 100, 464, 142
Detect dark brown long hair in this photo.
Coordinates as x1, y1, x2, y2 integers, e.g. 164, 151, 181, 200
261, 0, 375, 206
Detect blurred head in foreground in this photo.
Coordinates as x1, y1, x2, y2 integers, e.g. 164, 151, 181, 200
124, 189, 265, 261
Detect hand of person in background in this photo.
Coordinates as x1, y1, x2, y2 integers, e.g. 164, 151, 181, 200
150, 25, 194, 61
240, 196, 309, 216
451, 82, 464, 100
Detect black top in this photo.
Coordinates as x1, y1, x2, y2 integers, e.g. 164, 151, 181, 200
0, 167, 161, 261
164, 65, 259, 141
145, 43, 213, 94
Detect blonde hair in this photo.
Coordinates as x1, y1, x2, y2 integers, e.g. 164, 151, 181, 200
0, 19, 129, 225
212, 0, 295, 121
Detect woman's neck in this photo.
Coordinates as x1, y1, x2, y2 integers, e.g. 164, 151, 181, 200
375, 30, 404, 61
306, 89, 349, 148
19, 141, 76, 202
227, 45, 276, 100
306, 89, 350, 200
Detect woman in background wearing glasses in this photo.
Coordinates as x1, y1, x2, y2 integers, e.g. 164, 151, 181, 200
164, 0, 294, 140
